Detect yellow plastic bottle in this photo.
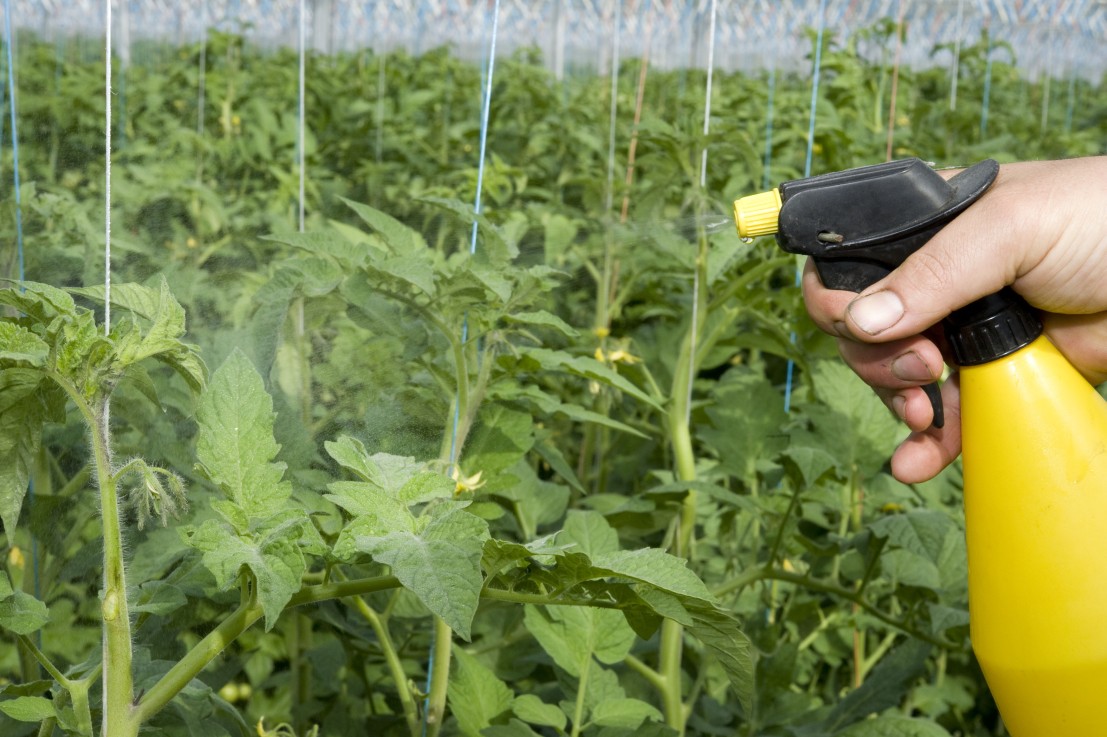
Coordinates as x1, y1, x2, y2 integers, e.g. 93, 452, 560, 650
959, 328, 1107, 735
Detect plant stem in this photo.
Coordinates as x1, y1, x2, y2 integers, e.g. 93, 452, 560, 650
133, 575, 401, 726
51, 374, 136, 737
424, 617, 453, 737
569, 656, 591, 737
16, 634, 69, 686
350, 595, 421, 737
624, 653, 666, 693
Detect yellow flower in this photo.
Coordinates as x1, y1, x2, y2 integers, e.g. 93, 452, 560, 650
593, 326, 611, 339
607, 349, 640, 365
7, 546, 24, 570
450, 468, 485, 495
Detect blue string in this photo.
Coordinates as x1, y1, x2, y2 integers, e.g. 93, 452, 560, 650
784, 0, 828, 415
428, 4, 500, 733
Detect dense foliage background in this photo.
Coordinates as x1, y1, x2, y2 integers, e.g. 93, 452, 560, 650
1, 20, 1105, 737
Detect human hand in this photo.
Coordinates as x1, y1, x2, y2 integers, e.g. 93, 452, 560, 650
801, 156, 1107, 483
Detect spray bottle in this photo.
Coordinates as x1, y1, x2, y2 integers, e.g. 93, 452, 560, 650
733, 158, 1107, 735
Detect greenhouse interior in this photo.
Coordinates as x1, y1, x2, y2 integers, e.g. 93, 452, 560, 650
1, 1, 1106, 736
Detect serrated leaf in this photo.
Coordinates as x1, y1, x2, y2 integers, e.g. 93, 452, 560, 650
182, 518, 306, 631
464, 405, 535, 476
417, 196, 515, 262
590, 698, 663, 729
325, 436, 377, 481
781, 445, 839, 488
590, 549, 713, 602
512, 694, 566, 730
684, 602, 755, 714
361, 510, 488, 640
523, 604, 635, 677
702, 368, 787, 481
324, 481, 414, 525
503, 310, 579, 338
448, 648, 514, 737
560, 510, 619, 557
522, 348, 661, 410
880, 549, 941, 590
0, 376, 56, 539
0, 695, 56, 722
341, 197, 429, 255
132, 581, 187, 615
480, 535, 571, 579
0, 322, 49, 367
0, 590, 49, 635
0, 281, 76, 322
196, 349, 291, 520
819, 639, 931, 734
375, 256, 436, 296
481, 719, 543, 737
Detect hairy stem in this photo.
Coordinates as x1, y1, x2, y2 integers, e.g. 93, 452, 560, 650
51, 374, 135, 737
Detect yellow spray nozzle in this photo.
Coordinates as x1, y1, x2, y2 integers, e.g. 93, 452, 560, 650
733, 188, 782, 239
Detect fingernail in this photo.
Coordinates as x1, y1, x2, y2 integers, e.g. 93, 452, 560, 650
848, 291, 905, 336
891, 395, 907, 421
891, 351, 937, 382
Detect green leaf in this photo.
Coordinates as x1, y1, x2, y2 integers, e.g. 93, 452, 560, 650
464, 405, 534, 476
481, 719, 543, 737
522, 348, 661, 410
325, 481, 415, 526
182, 517, 307, 631
522, 604, 635, 677
0, 374, 54, 536
0, 281, 76, 323
324, 436, 377, 481
448, 648, 514, 737
560, 510, 620, 558
701, 368, 787, 480
819, 639, 931, 734
503, 310, 579, 338
417, 196, 515, 262
590, 698, 663, 729
590, 549, 714, 602
480, 534, 570, 579
132, 581, 188, 615
374, 256, 436, 296
341, 197, 429, 255
880, 549, 941, 590
361, 509, 488, 640
836, 717, 953, 737
0, 695, 56, 722
512, 694, 566, 730
0, 322, 49, 367
684, 602, 755, 714
196, 349, 291, 520
0, 588, 49, 635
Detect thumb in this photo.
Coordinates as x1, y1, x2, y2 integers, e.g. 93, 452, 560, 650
841, 217, 1021, 342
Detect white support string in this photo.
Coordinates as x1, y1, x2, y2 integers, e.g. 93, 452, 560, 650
298, 0, 306, 233
105, 0, 112, 332
687, 0, 719, 429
